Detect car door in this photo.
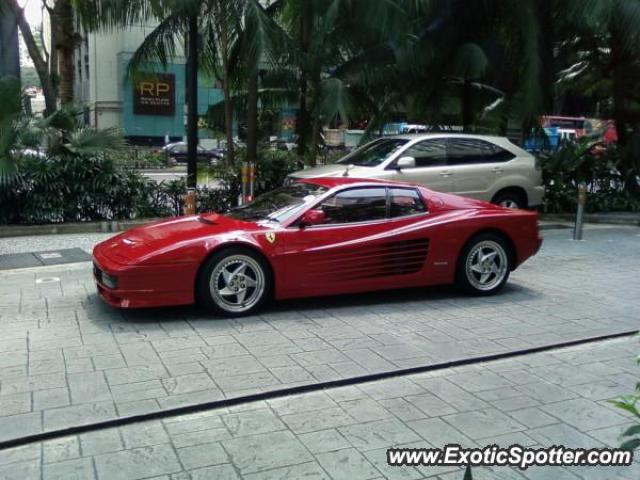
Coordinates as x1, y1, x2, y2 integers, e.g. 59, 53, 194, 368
279, 186, 431, 297
446, 138, 514, 201
389, 138, 453, 193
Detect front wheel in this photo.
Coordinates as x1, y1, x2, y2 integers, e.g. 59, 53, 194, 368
492, 191, 525, 209
456, 234, 511, 295
197, 248, 272, 317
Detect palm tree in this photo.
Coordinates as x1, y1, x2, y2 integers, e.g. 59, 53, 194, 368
0, 74, 126, 189
52, 0, 77, 106
561, 0, 640, 188
5, 0, 58, 115
79, 0, 281, 177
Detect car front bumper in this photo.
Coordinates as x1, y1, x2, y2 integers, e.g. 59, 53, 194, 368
92, 248, 197, 309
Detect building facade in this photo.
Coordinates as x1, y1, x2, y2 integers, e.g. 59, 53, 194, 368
74, 21, 223, 146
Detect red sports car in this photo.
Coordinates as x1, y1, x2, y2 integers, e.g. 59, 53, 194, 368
93, 177, 542, 317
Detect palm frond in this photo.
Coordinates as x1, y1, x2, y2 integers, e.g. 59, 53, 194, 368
316, 77, 353, 124
62, 127, 128, 156
126, 13, 186, 78
74, 0, 165, 31
451, 43, 489, 80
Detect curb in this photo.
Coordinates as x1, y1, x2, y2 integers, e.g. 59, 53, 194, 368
0, 219, 163, 238
541, 213, 640, 227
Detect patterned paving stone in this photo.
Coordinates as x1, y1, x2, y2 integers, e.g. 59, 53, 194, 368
0, 226, 638, 450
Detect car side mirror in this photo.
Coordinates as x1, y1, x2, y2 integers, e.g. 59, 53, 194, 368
300, 209, 327, 227
395, 156, 416, 170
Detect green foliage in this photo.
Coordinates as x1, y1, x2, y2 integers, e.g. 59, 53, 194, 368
203, 148, 303, 205
109, 149, 168, 169
0, 154, 147, 223
538, 140, 640, 213
253, 149, 303, 195
610, 337, 640, 452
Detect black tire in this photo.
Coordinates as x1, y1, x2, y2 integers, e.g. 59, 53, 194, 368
455, 233, 512, 296
492, 190, 526, 209
196, 247, 272, 317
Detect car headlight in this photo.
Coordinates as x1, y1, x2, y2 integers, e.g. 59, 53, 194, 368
284, 176, 294, 186
102, 272, 118, 289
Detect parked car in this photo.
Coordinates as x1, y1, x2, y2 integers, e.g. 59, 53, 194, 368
162, 142, 223, 164
93, 177, 542, 317
287, 134, 544, 209
11, 148, 47, 159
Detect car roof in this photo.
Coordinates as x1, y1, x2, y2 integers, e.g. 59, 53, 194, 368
383, 133, 509, 141
297, 176, 418, 189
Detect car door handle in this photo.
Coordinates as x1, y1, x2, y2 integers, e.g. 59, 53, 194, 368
439, 170, 452, 177
492, 167, 503, 174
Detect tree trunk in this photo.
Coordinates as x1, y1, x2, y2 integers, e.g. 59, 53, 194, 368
7, 0, 57, 115
186, 15, 198, 190
609, 26, 628, 149
296, 77, 310, 159
537, 0, 556, 114
608, 18, 638, 192
214, 1, 235, 168
52, 0, 75, 106
222, 74, 234, 165
246, 69, 258, 165
462, 78, 473, 132
295, 0, 312, 160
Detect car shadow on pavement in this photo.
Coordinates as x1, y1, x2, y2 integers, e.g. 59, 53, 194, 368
105, 281, 543, 324
269, 282, 542, 314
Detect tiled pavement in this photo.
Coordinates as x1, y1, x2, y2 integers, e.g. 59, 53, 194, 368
0, 233, 111, 256
0, 226, 639, 444
0, 336, 638, 480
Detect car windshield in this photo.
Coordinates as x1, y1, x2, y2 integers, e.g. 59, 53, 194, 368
226, 182, 328, 224
336, 138, 409, 167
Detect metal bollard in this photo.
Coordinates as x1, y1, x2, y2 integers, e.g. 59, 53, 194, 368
184, 188, 196, 215
573, 183, 587, 240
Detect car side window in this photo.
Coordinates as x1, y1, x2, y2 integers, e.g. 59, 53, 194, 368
318, 187, 387, 224
390, 188, 427, 217
447, 139, 515, 165
400, 139, 447, 168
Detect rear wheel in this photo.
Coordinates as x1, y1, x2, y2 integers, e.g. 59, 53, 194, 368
456, 233, 511, 295
492, 190, 526, 209
197, 247, 272, 317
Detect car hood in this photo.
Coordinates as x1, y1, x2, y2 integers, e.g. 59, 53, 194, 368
290, 164, 377, 178
96, 214, 262, 265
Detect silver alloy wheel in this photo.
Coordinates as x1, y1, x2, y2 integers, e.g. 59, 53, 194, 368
499, 199, 520, 209
209, 254, 265, 313
465, 240, 508, 291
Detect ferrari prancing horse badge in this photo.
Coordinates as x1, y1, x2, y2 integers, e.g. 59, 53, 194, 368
265, 232, 276, 244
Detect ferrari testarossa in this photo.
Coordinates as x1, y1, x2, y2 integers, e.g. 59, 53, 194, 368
93, 177, 542, 317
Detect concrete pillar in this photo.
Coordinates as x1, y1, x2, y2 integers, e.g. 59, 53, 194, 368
0, 6, 20, 78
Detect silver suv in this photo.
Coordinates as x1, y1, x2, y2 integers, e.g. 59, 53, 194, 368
288, 134, 544, 208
